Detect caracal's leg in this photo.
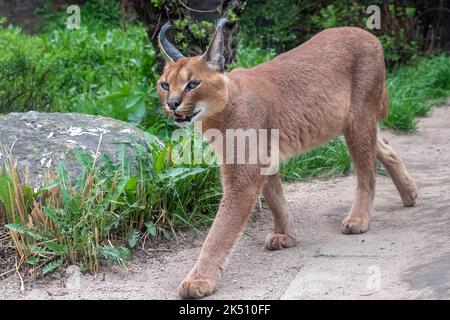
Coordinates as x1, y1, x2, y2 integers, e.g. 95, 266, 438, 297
263, 173, 297, 250
342, 120, 377, 234
177, 167, 265, 299
376, 135, 417, 207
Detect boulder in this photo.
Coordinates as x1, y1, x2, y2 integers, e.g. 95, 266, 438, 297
0, 112, 147, 189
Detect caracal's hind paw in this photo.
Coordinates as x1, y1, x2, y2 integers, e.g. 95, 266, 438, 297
265, 232, 297, 250
341, 215, 369, 234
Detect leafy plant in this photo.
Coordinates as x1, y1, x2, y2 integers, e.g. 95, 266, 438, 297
0, 129, 221, 273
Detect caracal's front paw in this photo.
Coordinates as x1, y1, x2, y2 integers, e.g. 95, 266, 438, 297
265, 232, 297, 250
401, 185, 418, 207
341, 214, 369, 234
177, 276, 217, 299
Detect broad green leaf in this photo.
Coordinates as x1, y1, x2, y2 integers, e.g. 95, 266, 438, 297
0, 173, 13, 215
158, 167, 207, 182
128, 230, 141, 248
26, 256, 40, 266
145, 221, 157, 237
5, 223, 44, 240
125, 176, 138, 193
100, 245, 131, 260
133, 99, 146, 118
30, 245, 53, 255
22, 184, 35, 208
44, 241, 68, 254
42, 259, 63, 274
34, 179, 59, 197
39, 179, 59, 191
155, 149, 166, 173
56, 162, 69, 193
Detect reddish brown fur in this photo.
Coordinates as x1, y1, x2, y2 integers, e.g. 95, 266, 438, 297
157, 27, 418, 299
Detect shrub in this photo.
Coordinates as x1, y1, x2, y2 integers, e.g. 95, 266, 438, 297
0, 27, 54, 113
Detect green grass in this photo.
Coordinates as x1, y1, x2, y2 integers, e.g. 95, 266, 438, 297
280, 139, 352, 181
382, 55, 450, 132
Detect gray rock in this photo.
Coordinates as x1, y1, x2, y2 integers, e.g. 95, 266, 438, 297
0, 112, 148, 189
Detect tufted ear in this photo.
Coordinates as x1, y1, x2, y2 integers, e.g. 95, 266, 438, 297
202, 18, 228, 72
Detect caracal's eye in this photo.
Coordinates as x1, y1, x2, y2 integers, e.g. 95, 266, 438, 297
160, 81, 170, 91
185, 80, 201, 92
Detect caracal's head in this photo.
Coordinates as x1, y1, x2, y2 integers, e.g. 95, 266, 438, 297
157, 19, 229, 126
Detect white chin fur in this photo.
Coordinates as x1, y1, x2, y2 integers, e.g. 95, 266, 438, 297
190, 106, 205, 122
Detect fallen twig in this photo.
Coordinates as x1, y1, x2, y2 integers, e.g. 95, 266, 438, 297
15, 257, 25, 293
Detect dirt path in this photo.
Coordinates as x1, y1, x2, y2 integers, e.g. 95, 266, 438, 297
1, 106, 450, 300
